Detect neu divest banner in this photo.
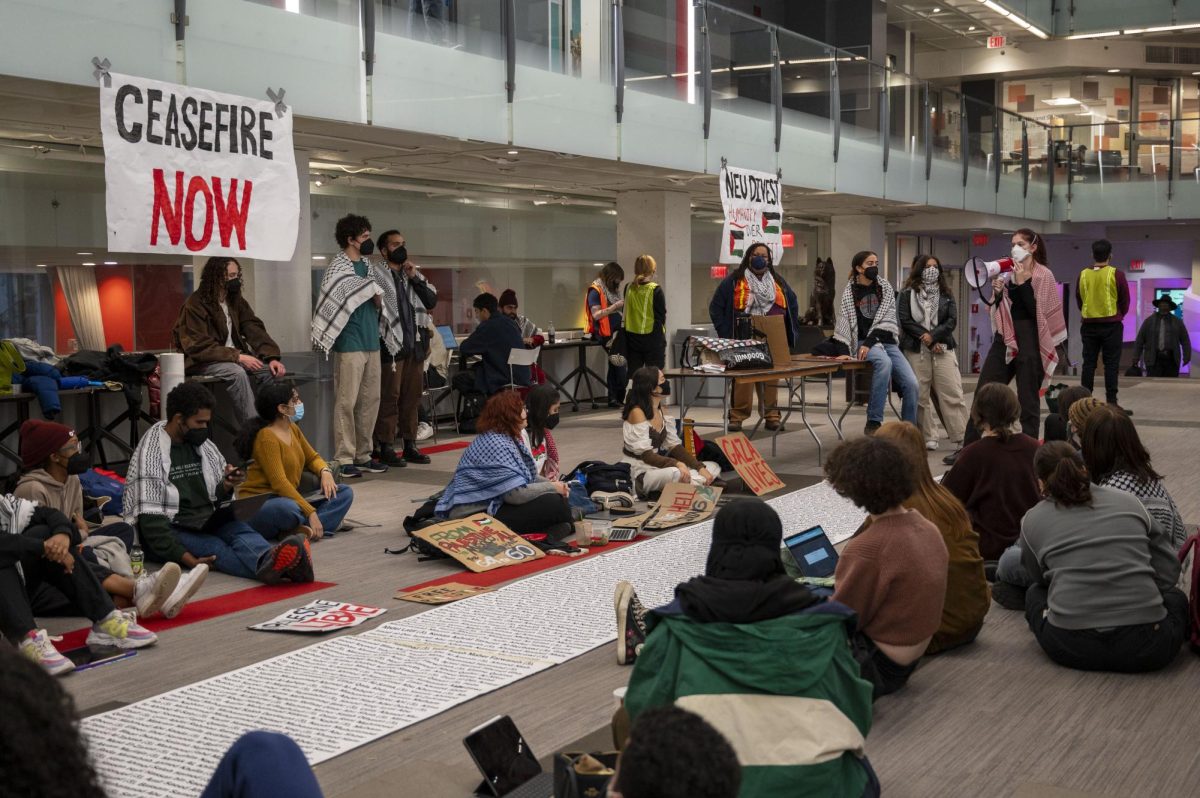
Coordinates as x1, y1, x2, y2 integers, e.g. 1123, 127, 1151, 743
99, 73, 298, 260
718, 164, 784, 265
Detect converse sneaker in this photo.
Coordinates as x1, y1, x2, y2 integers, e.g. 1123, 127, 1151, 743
87, 610, 158, 649
615, 580, 648, 666
19, 629, 74, 676
133, 562, 181, 617
161, 563, 209, 619
415, 421, 435, 441
592, 491, 636, 511
257, 534, 306, 585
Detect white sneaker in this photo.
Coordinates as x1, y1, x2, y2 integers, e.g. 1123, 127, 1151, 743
926, 440, 939, 451
415, 421, 435, 442
134, 562, 181, 617
87, 610, 157, 649
18, 629, 74, 676
161, 563, 209, 619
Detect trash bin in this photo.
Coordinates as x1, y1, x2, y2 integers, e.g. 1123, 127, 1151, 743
670, 325, 720, 410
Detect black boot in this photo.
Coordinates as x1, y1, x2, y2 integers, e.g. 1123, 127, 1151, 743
374, 442, 406, 468
403, 441, 431, 465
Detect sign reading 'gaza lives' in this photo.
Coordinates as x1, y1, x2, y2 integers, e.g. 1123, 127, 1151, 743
99, 73, 298, 260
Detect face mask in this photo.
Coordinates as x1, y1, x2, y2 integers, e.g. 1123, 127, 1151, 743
388, 245, 408, 266
750, 255, 769, 272
544, 413, 560, 430
922, 267, 939, 285
289, 402, 305, 422
184, 426, 210, 448
863, 266, 879, 281
66, 452, 91, 475
358, 239, 375, 256
606, 280, 620, 292
1011, 244, 1029, 262
225, 277, 242, 295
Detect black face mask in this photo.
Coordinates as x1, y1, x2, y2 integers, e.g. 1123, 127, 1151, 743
66, 451, 91, 475
183, 427, 210, 448
863, 266, 879, 281
358, 239, 375, 256
225, 277, 242, 296
388, 245, 408, 266
544, 413, 560, 431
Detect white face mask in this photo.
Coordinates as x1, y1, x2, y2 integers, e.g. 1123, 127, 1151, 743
1011, 243, 1030, 263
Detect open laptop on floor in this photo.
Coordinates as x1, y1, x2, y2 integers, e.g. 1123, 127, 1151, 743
196, 492, 276, 535
464, 715, 554, 798
783, 524, 839, 586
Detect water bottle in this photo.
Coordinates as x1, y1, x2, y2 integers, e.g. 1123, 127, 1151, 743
130, 544, 144, 577
548, 321, 556, 344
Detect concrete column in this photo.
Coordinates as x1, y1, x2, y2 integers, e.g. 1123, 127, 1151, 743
830, 214, 885, 280
616, 191, 692, 338
249, 152, 311, 353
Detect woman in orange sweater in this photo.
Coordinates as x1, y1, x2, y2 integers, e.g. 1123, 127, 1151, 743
235, 384, 353, 541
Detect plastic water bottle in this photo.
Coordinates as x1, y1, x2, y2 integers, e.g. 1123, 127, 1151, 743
130, 544, 144, 577
548, 321, 556, 344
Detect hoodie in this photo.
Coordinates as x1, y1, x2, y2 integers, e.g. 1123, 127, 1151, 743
13, 469, 83, 521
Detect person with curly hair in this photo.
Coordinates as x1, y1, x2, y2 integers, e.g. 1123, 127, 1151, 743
825, 436, 948, 698
171, 256, 286, 425
0, 643, 326, 797
609, 706, 742, 798
435, 391, 574, 538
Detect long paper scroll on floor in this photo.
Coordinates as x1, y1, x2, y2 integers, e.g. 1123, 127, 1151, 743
82, 483, 864, 797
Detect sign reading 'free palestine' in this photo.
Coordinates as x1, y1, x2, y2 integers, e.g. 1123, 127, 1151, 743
99, 73, 298, 260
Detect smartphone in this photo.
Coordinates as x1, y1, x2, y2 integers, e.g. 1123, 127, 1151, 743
62, 645, 137, 672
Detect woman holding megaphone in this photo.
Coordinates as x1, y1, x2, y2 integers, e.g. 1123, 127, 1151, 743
945, 229, 1066, 466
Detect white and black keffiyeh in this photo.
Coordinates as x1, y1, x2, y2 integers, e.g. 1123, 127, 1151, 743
0, 494, 37, 581
123, 422, 226, 525
1100, 471, 1188, 549
310, 252, 403, 355
834, 279, 900, 348
594, 278, 621, 308
746, 269, 779, 316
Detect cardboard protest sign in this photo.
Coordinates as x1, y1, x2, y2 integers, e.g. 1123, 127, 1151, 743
716, 432, 785, 496
395, 583, 496, 604
644, 483, 723, 531
718, 164, 784, 264
99, 73, 298, 259
751, 314, 791, 367
249, 600, 385, 633
411, 514, 545, 573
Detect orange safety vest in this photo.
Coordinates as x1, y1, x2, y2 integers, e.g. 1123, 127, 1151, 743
585, 283, 612, 338
733, 276, 786, 313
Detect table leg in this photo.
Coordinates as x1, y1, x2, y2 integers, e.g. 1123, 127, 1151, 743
542, 367, 579, 412
827, 372, 844, 440
838, 369, 855, 429
800, 376, 822, 464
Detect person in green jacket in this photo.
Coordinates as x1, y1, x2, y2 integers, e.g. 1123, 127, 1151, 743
615, 499, 879, 798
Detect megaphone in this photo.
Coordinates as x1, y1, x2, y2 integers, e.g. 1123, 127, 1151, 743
964, 256, 1016, 290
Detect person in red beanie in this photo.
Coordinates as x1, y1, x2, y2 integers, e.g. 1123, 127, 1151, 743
13, 420, 204, 620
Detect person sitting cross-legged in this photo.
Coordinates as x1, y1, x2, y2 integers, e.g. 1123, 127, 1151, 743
620, 367, 720, 498
125, 383, 313, 585
617, 499, 879, 796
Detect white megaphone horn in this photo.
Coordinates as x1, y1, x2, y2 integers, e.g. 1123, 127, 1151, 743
964, 256, 1016, 290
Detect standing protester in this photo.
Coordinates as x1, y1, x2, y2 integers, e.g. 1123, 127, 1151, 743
585, 261, 627, 407
1076, 239, 1130, 411
311, 214, 404, 479
948, 228, 1066, 466
897, 254, 968, 450
172, 257, 286, 425
372, 230, 437, 468
708, 242, 802, 432
622, 255, 668, 376
832, 251, 919, 435
1134, 296, 1191, 378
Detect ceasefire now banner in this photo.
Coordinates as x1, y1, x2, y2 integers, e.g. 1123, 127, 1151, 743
718, 164, 784, 265
99, 73, 298, 260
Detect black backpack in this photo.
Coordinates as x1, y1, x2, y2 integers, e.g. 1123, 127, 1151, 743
566, 460, 634, 495
396, 498, 452, 561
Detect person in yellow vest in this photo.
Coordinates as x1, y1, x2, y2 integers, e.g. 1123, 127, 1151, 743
585, 261, 627, 407
1076, 239, 1130, 411
708, 242, 802, 431
622, 255, 667, 377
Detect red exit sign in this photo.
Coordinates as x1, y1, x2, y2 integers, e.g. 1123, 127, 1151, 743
1129, 259, 1145, 272
711, 265, 728, 279
781, 231, 795, 248
972, 233, 989, 246
987, 35, 1006, 49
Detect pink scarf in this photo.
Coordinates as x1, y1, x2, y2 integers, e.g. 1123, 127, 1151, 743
991, 263, 1067, 395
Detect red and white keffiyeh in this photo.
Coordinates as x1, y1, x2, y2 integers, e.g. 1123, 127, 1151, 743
990, 263, 1067, 395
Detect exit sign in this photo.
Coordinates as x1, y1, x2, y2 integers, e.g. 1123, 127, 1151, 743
781, 231, 795, 248
1129, 259, 1145, 272
711, 265, 728, 279
987, 35, 1006, 49
972, 233, 989, 246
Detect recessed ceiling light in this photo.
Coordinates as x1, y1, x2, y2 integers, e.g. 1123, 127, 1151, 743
968, 25, 976, 30
312, 255, 326, 261
1193, 71, 1200, 75
507, 150, 519, 155
313, 179, 323, 187
593, 262, 604, 266
76, 252, 92, 255
103, 261, 117, 265
1108, 68, 1121, 73
35, 264, 46, 268
932, 7, 941, 12
82, 262, 95, 266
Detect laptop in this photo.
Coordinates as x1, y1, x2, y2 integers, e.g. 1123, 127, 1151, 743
783, 524, 839, 580
437, 325, 459, 351
464, 715, 554, 798
196, 493, 276, 535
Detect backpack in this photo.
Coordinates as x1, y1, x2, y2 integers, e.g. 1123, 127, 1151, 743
457, 391, 486, 434
396, 498, 452, 562
78, 469, 126, 517
566, 460, 634, 495
1178, 533, 1200, 653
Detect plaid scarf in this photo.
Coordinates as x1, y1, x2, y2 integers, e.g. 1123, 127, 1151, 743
311, 252, 403, 355
435, 432, 536, 518
991, 264, 1067, 395
0, 494, 37, 581
1100, 471, 1188, 549
834, 279, 899, 348
123, 422, 225, 526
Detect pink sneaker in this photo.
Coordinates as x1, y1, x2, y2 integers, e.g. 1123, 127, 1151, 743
19, 629, 74, 676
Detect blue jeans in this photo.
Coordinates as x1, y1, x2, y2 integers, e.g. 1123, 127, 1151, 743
996, 543, 1033, 587
864, 343, 919, 424
247, 487, 355, 540
201, 731, 323, 798
175, 523, 273, 581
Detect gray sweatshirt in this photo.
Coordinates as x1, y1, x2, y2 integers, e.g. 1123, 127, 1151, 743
1020, 485, 1180, 631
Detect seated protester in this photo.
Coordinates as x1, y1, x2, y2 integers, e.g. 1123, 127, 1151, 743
498, 289, 544, 347
825, 437, 949, 698
172, 256, 286, 425
234, 384, 354, 542
125, 383, 313, 585
609, 705, 741, 798
942, 383, 1040, 562
874, 422, 990, 654
1018, 442, 1186, 673
460, 293, 529, 395
13, 420, 201, 620
435, 391, 575, 539
0, 645, 326, 798
523, 384, 561, 480
618, 499, 877, 796
621, 367, 720, 498
1067, 395, 1103, 440
1, 496, 155, 676
1042, 385, 1092, 447
1082, 406, 1188, 549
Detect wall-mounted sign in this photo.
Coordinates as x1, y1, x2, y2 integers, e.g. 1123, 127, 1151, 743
711, 265, 728, 279
987, 35, 1006, 49
781, 231, 795, 248
1129, 259, 1145, 272
972, 233, 989, 246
